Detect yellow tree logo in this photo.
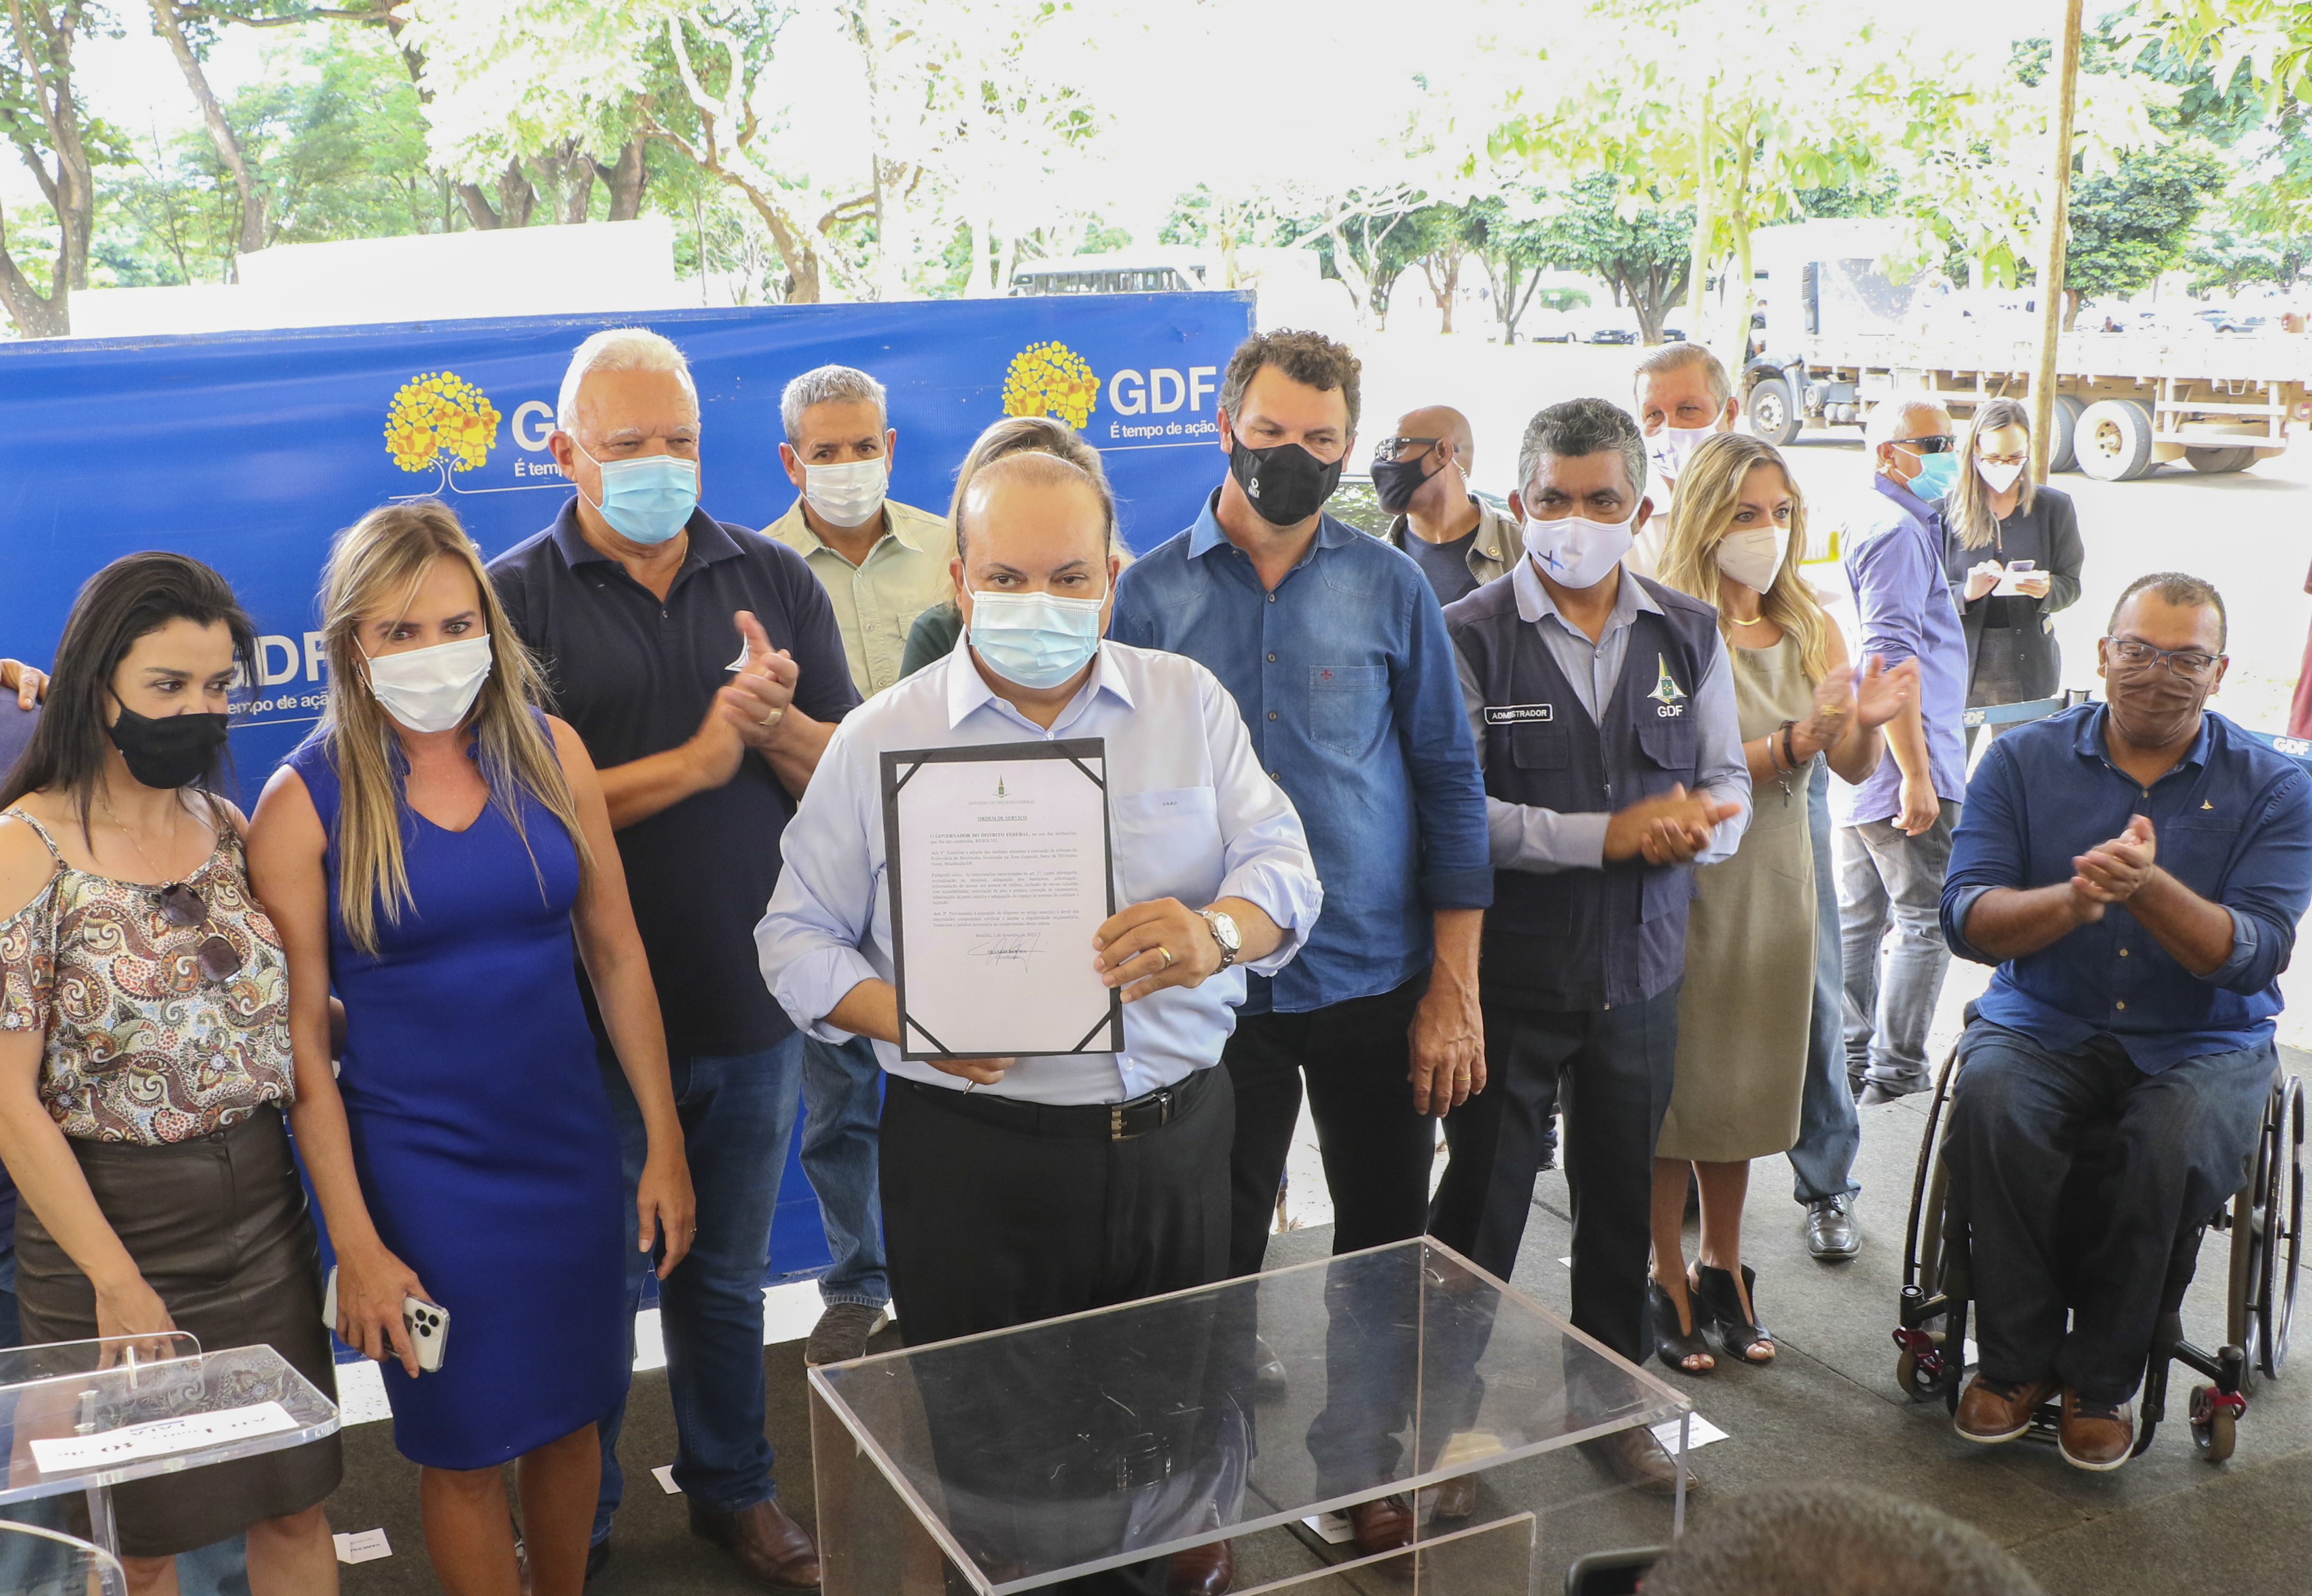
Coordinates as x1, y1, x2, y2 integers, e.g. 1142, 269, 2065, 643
384, 372, 502, 474
1001, 342, 1099, 429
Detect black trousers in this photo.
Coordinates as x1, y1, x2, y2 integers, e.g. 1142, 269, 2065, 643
1944, 1022, 2273, 1402
1429, 986, 1679, 1365
1223, 977, 1435, 1276
880, 1070, 1235, 1596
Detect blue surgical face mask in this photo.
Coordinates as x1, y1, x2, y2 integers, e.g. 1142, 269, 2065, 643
1907, 449, 1960, 501
579, 445, 700, 545
967, 585, 1107, 689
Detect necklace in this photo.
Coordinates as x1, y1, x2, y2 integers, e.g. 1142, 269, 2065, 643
96, 790, 186, 885
1727, 613, 1773, 628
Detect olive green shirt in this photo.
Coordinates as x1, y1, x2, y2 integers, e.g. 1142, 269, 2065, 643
762, 497, 957, 697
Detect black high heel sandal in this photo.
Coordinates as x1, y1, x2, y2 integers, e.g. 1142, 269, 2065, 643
1647, 1277, 1714, 1375
1691, 1262, 1775, 1365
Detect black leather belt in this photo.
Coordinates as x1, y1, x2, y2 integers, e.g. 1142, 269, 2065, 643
903, 1065, 1213, 1141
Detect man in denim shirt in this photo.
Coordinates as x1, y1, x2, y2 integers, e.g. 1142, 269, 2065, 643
1940, 573, 2312, 1471
1109, 330, 1491, 1558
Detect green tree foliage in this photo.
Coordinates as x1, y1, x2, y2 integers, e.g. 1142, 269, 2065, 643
2060, 144, 2228, 310
1532, 174, 1692, 344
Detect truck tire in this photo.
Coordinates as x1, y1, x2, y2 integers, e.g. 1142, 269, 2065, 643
2185, 445, 2254, 474
2076, 399, 2156, 482
2048, 394, 2083, 473
1748, 377, 1800, 446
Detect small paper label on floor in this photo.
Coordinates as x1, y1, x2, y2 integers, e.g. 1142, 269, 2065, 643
1300, 1511, 1357, 1545
1649, 1414, 1731, 1452
653, 1464, 681, 1494
333, 1529, 391, 1564
30, 1400, 298, 1474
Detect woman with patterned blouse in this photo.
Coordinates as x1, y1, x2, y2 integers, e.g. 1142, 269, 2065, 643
0, 554, 340, 1595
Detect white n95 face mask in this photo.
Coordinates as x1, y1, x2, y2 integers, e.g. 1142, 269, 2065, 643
365, 635, 494, 734
804, 458, 889, 529
1975, 458, 2026, 495
1715, 525, 1788, 593
1522, 510, 1637, 590
1646, 425, 1716, 485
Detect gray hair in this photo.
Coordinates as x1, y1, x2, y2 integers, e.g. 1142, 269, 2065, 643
1517, 397, 1647, 504
555, 328, 698, 433
781, 364, 889, 445
1864, 393, 1949, 452
1642, 1485, 2044, 1596
1633, 343, 1732, 408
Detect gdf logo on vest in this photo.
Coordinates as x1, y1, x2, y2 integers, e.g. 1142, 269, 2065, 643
1648, 654, 1688, 718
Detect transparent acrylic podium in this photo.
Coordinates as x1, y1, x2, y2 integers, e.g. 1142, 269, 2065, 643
809, 1239, 1692, 1595
0, 1520, 128, 1595
0, 1334, 340, 1562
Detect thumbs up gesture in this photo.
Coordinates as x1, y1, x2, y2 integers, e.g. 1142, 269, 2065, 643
716, 610, 801, 751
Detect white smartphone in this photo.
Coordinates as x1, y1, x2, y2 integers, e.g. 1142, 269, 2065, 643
403, 1295, 450, 1374
321, 1266, 337, 1329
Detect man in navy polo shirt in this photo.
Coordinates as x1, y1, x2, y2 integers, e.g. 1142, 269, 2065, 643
1941, 572, 2312, 1471
489, 327, 856, 1590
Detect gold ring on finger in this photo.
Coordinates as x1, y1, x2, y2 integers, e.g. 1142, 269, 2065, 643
1157, 945, 1175, 970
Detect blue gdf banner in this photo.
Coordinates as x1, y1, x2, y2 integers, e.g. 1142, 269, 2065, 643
0, 292, 1257, 800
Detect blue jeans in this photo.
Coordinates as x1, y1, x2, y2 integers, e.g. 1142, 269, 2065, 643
593, 1038, 804, 1539
1836, 804, 1960, 1092
800, 1036, 889, 1310
1789, 761, 1862, 1203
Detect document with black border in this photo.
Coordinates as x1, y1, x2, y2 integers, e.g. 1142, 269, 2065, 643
881, 738, 1123, 1061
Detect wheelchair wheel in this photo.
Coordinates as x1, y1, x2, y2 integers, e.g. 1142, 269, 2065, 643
2190, 1384, 2237, 1463
2255, 1076, 2305, 1380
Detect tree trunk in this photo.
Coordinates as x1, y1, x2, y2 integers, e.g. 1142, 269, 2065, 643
149, 0, 263, 259
1716, 133, 1756, 375
601, 138, 647, 221
561, 160, 595, 225
0, 202, 68, 336
456, 158, 537, 230
1684, 90, 1714, 343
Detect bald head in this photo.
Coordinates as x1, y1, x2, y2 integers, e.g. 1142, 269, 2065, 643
1395, 405, 1474, 469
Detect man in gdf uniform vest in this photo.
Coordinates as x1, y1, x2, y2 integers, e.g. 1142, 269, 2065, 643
1432, 397, 1750, 1492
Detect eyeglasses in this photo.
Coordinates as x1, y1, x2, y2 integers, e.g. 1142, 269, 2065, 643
2103, 636, 2223, 681
1373, 436, 1441, 463
1897, 435, 1956, 455
154, 883, 243, 983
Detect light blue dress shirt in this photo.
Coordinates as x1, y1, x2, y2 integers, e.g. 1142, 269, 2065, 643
755, 637, 1323, 1105
1455, 559, 1752, 871
1836, 472, 1968, 824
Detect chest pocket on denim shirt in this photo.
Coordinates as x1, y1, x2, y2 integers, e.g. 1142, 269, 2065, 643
1310, 665, 1388, 755
2160, 819, 2240, 901
1110, 787, 1220, 907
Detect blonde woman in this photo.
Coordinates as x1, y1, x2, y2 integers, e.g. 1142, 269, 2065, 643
1938, 398, 2084, 747
246, 501, 692, 1596
1648, 434, 1915, 1374
899, 415, 1120, 677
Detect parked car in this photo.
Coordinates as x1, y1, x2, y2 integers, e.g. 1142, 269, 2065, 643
1522, 309, 1578, 344
1583, 309, 1639, 345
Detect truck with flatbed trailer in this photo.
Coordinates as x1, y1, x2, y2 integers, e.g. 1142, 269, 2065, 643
1738, 220, 2309, 482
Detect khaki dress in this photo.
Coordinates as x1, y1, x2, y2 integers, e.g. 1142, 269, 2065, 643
1656, 632, 1816, 1163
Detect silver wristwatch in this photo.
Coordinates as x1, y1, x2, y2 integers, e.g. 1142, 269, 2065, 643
1198, 908, 1241, 969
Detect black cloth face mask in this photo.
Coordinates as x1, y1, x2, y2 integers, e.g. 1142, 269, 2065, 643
1229, 438, 1345, 527
1371, 452, 1443, 515
108, 701, 230, 790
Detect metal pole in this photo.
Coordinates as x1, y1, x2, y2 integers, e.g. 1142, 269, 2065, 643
2029, 0, 2087, 483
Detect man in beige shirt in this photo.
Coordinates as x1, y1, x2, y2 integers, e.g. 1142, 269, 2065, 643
761, 362, 953, 1368
763, 364, 956, 699
1376, 404, 1515, 605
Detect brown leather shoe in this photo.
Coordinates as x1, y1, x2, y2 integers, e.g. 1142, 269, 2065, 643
1346, 1496, 1415, 1557
1428, 1473, 1478, 1522
1579, 1428, 1697, 1497
1167, 1538, 1234, 1596
1954, 1373, 2061, 1444
688, 1499, 823, 1591
2057, 1388, 2135, 1471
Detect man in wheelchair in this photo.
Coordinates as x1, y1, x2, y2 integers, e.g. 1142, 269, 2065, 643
1936, 572, 2312, 1470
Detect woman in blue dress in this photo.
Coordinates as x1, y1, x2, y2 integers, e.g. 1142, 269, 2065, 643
248, 500, 692, 1596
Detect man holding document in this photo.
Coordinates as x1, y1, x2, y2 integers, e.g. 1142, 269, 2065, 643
755, 450, 1322, 1357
